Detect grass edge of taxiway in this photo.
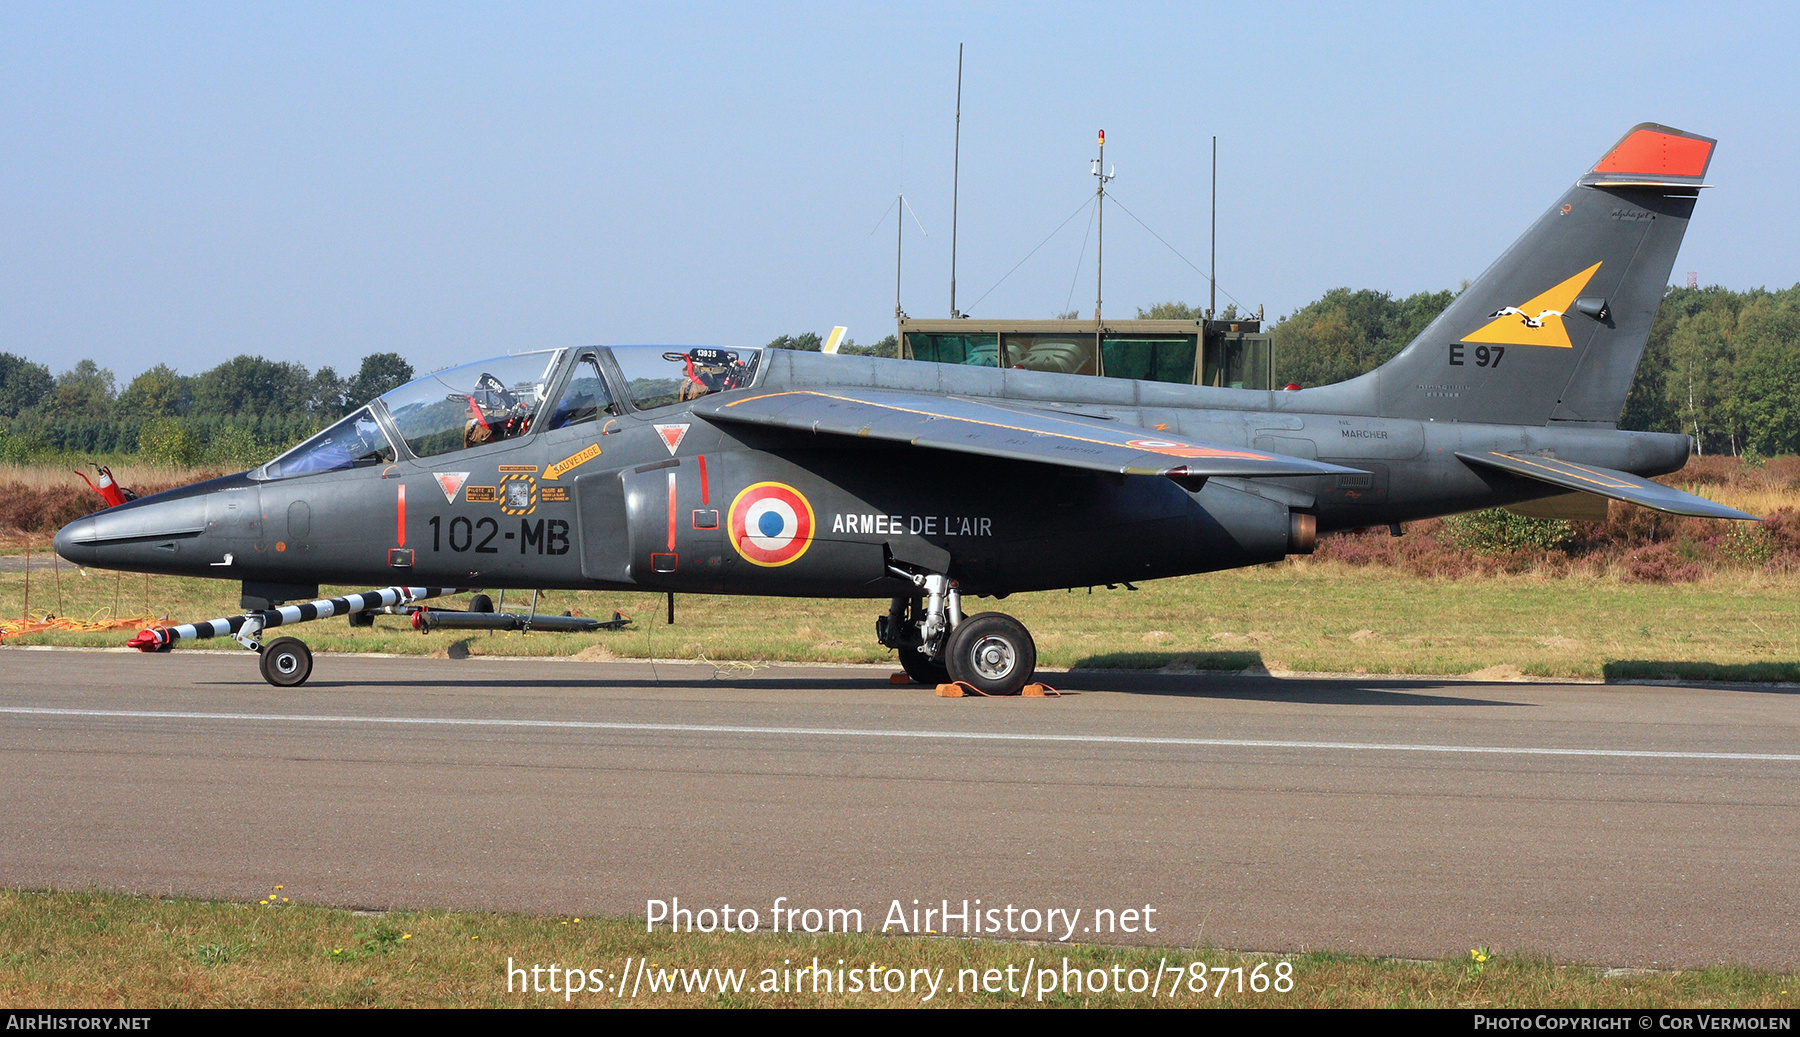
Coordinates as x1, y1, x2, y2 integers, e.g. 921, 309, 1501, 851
1, 889, 1795, 1009
12, 562, 1800, 684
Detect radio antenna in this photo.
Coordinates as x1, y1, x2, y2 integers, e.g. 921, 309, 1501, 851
1210, 135, 1217, 318
896, 191, 905, 319
1092, 129, 1115, 325
949, 44, 963, 318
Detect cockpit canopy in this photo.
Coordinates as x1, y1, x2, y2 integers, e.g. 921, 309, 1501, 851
380, 350, 565, 458
611, 345, 760, 410
257, 345, 763, 480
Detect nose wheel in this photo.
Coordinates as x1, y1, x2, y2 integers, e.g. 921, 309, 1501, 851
259, 636, 314, 687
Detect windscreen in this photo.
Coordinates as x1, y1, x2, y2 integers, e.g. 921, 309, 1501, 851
262, 407, 395, 479
378, 351, 564, 457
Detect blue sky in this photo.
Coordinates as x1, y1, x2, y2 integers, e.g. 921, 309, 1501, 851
3, 2, 1796, 381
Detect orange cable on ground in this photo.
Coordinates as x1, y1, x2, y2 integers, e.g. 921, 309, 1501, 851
1, 609, 164, 639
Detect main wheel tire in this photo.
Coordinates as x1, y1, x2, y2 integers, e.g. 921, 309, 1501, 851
259, 636, 313, 688
469, 593, 495, 614
898, 646, 951, 687
346, 609, 375, 628
943, 612, 1036, 696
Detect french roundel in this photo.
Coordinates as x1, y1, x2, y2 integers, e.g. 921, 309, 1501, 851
727, 482, 816, 567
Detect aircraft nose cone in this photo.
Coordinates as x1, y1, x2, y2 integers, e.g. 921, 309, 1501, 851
53, 517, 97, 567
50, 473, 242, 573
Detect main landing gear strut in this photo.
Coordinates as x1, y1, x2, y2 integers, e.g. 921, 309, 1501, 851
876, 567, 1037, 696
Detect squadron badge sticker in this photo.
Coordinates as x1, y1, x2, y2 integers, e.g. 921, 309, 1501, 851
498, 473, 538, 516
727, 481, 815, 567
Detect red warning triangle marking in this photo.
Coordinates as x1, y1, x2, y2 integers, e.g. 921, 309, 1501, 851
655, 424, 689, 456
434, 472, 469, 503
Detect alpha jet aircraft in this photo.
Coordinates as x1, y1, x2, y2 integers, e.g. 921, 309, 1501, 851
55, 123, 1751, 695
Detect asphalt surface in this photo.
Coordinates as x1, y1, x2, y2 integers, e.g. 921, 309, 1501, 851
3, 648, 1797, 969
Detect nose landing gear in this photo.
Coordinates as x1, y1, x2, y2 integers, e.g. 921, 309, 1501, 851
258, 636, 314, 687
877, 568, 1037, 696
125, 585, 461, 688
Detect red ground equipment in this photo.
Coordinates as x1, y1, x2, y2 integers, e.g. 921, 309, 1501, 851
74, 463, 135, 509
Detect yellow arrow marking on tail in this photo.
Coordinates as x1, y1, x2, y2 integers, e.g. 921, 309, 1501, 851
544, 442, 601, 480
1462, 262, 1602, 348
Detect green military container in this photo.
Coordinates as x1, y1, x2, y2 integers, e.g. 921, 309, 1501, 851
898, 317, 1275, 390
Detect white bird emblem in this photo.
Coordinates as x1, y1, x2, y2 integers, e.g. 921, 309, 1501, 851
1488, 306, 1566, 329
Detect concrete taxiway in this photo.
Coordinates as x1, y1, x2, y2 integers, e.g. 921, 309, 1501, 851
2, 648, 1796, 968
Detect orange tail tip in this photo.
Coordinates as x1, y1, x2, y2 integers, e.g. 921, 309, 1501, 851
1592, 126, 1714, 179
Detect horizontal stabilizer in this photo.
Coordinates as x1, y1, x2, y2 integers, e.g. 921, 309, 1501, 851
697, 388, 1363, 480
1456, 451, 1755, 520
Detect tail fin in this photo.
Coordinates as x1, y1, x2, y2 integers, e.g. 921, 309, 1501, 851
1372, 124, 1714, 425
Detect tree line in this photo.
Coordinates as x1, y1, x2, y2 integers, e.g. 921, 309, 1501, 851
0, 337, 896, 466
0, 353, 413, 465
762, 332, 898, 357
2, 285, 1795, 466
1245, 283, 1800, 456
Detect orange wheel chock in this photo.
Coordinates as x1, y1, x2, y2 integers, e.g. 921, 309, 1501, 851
890, 673, 911, 685
935, 681, 1060, 698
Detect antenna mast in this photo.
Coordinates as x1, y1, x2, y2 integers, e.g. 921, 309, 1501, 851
950, 44, 963, 317
1210, 135, 1217, 318
895, 193, 905, 319
1092, 129, 1114, 326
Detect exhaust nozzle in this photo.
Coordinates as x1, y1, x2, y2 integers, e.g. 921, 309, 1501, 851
1287, 512, 1317, 555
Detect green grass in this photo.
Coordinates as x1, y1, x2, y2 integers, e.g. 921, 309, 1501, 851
2, 890, 1793, 1008
7, 550, 1800, 681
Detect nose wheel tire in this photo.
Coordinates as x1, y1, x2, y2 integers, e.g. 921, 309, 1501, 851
898, 646, 951, 687
943, 612, 1036, 696
259, 636, 313, 688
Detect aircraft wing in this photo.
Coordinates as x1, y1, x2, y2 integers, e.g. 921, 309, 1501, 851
694, 388, 1363, 479
1455, 451, 1756, 520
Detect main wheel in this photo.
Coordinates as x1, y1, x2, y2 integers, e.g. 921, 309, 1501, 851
259, 636, 313, 687
944, 612, 1036, 696
469, 593, 495, 614
897, 646, 951, 687
346, 609, 374, 627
